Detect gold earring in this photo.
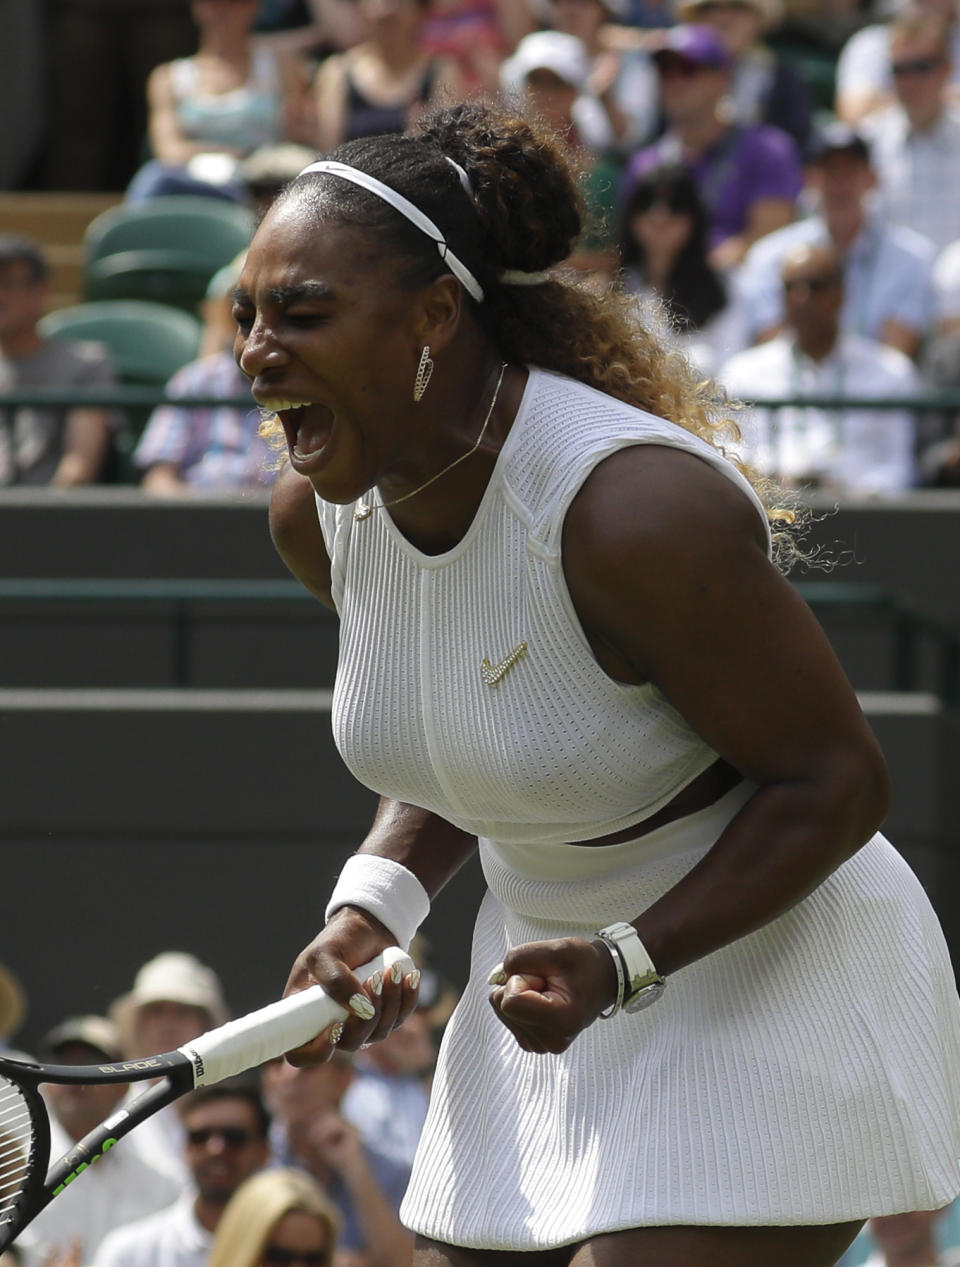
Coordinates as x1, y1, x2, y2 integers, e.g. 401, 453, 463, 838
413, 345, 434, 403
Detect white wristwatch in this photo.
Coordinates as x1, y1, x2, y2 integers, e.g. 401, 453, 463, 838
595, 921, 667, 1016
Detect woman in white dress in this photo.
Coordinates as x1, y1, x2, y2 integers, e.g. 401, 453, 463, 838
231, 100, 960, 1267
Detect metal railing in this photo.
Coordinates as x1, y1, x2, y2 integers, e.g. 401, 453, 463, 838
0, 575, 956, 703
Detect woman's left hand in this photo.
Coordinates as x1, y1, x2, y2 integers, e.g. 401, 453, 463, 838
487, 937, 618, 1053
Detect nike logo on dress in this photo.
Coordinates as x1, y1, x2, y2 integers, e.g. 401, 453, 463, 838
481, 641, 528, 687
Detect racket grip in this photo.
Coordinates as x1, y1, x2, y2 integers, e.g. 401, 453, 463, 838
181, 947, 413, 1086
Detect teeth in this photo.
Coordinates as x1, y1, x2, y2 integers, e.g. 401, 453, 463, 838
258, 399, 312, 413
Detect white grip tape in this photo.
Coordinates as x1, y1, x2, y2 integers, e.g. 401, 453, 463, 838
178, 946, 413, 1086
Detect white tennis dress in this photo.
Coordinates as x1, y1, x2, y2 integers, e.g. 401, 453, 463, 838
316, 367, 960, 1250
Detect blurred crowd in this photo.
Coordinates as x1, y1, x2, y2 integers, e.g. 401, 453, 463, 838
3, 0, 960, 496
0, 947, 456, 1267
2, 947, 959, 1267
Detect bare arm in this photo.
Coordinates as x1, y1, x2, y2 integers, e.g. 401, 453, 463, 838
561, 446, 889, 976
269, 461, 335, 606
51, 407, 110, 486
879, 317, 921, 359
710, 198, 798, 271
314, 52, 349, 157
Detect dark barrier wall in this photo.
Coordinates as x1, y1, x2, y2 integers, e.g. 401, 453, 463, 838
2, 489, 959, 1053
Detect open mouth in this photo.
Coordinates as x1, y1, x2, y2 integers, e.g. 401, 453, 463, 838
260, 399, 335, 471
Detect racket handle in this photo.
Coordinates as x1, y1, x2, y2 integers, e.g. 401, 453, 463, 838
180, 947, 413, 1086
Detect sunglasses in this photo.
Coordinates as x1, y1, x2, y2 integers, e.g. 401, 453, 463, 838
186, 1125, 254, 1148
656, 54, 709, 78
782, 274, 840, 294
633, 192, 695, 215
692, 1, 757, 11
261, 1248, 329, 1267
892, 55, 946, 76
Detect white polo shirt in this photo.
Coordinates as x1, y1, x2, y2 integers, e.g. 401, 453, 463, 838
92, 1192, 212, 1267
718, 331, 919, 493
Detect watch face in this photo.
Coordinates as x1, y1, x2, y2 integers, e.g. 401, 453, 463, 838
623, 979, 666, 1013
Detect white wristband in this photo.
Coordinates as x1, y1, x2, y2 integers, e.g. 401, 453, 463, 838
324, 854, 430, 951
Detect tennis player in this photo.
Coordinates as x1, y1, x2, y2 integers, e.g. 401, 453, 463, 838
233, 101, 960, 1267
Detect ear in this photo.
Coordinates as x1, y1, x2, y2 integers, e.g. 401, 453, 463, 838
413, 273, 464, 356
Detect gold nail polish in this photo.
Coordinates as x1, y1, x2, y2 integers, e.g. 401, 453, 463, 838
349, 993, 376, 1021
406, 969, 421, 990
370, 971, 384, 996
390, 961, 404, 985
487, 963, 508, 986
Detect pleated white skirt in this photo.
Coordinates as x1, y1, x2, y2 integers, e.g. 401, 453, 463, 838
400, 784, 960, 1250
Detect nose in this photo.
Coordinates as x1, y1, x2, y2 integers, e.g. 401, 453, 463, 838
236, 314, 289, 380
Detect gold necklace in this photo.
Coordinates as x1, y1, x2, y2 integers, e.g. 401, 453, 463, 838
354, 362, 508, 522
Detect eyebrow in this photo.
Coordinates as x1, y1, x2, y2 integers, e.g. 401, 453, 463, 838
231, 281, 337, 306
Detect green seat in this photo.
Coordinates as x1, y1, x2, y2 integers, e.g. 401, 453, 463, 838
39, 299, 203, 385
39, 300, 204, 481
83, 196, 255, 312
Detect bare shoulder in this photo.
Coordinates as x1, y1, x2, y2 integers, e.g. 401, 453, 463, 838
563, 442, 769, 575
269, 464, 335, 610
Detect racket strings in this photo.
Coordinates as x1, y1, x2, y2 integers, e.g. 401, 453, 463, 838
0, 1076, 36, 1227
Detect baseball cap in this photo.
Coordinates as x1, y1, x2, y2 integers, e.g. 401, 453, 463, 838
110, 951, 229, 1039
0, 964, 26, 1041
650, 24, 733, 70
674, 0, 783, 26
40, 1015, 123, 1063
806, 121, 871, 164
501, 31, 591, 92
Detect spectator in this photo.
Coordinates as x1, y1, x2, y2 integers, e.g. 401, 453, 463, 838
133, 256, 275, 496
623, 23, 803, 269
719, 241, 920, 492
42, 0, 198, 192
916, 329, 960, 484
262, 1052, 413, 1267
735, 120, 936, 356
14, 1017, 181, 1267
110, 951, 229, 1181
206, 1168, 340, 1267
932, 234, 960, 333
619, 160, 748, 373
0, 963, 25, 1054
835, 0, 960, 124
524, 0, 661, 151
500, 31, 624, 273
313, 0, 464, 156
672, 0, 813, 149
0, 236, 115, 487
92, 1080, 271, 1267
237, 142, 319, 217
859, 9, 960, 253
127, 0, 316, 203
422, 1, 536, 94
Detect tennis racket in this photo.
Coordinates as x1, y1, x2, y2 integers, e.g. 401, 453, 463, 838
0, 946, 412, 1252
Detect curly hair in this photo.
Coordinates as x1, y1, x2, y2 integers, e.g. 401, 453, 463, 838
264, 101, 805, 567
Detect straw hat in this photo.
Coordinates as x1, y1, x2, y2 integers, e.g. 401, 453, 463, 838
0, 963, 25, 1041
39, 1015, 123, 1063
110, 951, 228, 1047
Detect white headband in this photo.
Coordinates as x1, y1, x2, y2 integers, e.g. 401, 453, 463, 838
298, 159, 485, 303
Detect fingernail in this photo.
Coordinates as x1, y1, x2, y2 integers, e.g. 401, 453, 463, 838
329, 1021, 344, 1045
349, 993, 376, 1021
487, 963, 508, 986
369, 971, 384, 996
390, 961, 404, 985
405, 969, 421, 990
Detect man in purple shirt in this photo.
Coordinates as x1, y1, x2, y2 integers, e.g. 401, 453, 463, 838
624, 23, 802, 269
